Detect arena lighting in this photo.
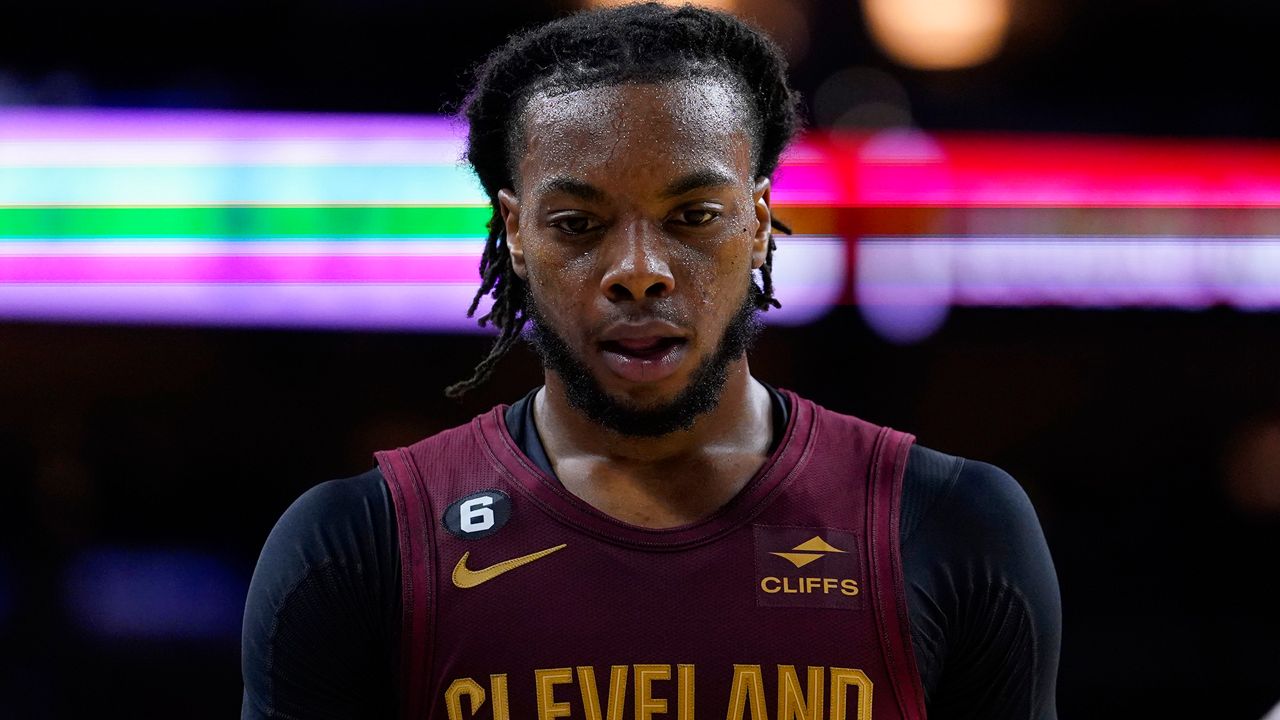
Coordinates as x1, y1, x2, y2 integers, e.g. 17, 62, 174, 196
858, 237, 1280, 343
861, 0, 1010, 70
63, 547, 246, 640
0, 239, 843, 330
5, 109, 1280, 336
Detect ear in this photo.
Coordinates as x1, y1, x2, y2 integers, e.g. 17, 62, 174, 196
497, 189, 526, 279
751, 176, 772, 270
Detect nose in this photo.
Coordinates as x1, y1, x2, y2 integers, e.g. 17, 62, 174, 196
599, 224, 675, 302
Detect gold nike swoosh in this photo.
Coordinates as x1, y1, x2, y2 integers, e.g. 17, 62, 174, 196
452, 543, 568, 589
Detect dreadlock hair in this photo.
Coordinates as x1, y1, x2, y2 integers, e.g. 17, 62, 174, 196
444, 2, 801, 398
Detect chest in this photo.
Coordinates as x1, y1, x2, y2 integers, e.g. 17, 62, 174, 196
425, 490, 882, 719
378, 399, 925, 720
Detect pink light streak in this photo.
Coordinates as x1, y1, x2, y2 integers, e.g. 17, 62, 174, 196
6, 108, 1280, 207
0, 254, 479, 284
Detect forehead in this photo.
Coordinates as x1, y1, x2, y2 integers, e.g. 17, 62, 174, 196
514, 78, 755, 193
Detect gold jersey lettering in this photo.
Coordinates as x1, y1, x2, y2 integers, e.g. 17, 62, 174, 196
449, 662, 873, 719
677, 664, 695, 720
634, 664, 671, 720
578, 665, 629, 720
777, 665, 824, 720
761, 577, 858, 595
828, 668, 872, 720
535, 667, 574, 719
444, 677, 486, 720
726, 664, 767, 720
489, 674, 510, 720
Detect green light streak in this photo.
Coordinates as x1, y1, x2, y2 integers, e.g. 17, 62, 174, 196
0, 206, 493, 239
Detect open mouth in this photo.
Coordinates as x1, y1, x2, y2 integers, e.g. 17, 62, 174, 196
598, 336, 690, 383
600, 336, 686, 360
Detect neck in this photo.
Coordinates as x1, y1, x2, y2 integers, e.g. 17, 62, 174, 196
533, 357, 774, 528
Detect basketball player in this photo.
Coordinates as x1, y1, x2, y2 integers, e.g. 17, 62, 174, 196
242, 5, 1061, 719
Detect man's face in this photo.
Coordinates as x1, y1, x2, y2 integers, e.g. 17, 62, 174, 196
499, 78, 772, 435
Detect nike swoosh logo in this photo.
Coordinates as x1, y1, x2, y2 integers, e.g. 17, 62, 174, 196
452, 543, 568, 589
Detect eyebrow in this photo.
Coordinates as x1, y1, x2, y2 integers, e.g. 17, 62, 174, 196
660, 168, 739, 198
536, 176, 606, 203
536, 169, 741, 203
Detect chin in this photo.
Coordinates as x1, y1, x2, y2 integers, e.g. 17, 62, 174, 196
600, 375, 692, 408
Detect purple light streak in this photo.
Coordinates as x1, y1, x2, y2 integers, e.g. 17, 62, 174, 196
0, 107, 459, 140
0, 238, 845, 331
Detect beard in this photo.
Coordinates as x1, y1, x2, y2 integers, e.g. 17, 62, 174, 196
524, 284, 763, 438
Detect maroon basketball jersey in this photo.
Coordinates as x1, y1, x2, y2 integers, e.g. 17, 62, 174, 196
376, 390, 926, 720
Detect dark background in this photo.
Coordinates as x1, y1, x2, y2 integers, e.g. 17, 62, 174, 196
3, 1, 1280, 718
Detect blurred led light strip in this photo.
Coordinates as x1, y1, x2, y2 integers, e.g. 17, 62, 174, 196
858, 237, 1280, 342
3, 108, 1280, 332
776, 129, 1280, 207
0, 108, 841, 330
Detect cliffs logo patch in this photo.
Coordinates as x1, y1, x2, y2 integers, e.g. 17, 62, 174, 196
754, 525, 863, 609
771, 535, 847, 568
442, 490, 512, 540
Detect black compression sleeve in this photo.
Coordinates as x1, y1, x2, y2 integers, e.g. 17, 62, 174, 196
901, 445, 1062, 719
240, 469, 400, 719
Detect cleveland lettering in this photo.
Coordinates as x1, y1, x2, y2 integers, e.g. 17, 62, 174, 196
443, 664, 872, 720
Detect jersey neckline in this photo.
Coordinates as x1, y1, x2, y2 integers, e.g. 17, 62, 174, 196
472, 387, 818, 550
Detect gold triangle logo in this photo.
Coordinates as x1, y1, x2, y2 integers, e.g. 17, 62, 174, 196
770, 551, 825, 568
792, 536, 846, 553
770, 536, 847, 568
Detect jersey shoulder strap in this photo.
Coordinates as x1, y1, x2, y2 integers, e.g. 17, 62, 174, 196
866, 420, 927, 720
800, 397, 925, 719
375, 443, 433, 720
375, 417, 484, 720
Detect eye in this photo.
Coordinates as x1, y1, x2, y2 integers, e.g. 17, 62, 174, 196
675, 208, 721, 227
548, 215, 601, 236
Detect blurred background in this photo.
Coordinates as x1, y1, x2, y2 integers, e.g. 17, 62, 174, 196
3, 0, 1280, 717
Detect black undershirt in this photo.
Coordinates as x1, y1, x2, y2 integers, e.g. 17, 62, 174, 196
242, 389, 1061, 719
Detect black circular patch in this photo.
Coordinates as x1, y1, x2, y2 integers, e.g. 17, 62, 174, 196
441, 489, 512, 539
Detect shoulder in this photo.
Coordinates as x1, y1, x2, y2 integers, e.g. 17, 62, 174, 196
899, 444, 1062, 716
902, 444, 1045, 552
278, 467, 390, 525
901, 444, 1058, 600
901, 443, 1061, 654
242, 468, 400, 718
244, 468, 398, 619
261, 469, 392, 568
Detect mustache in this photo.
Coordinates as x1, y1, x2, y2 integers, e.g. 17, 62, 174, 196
523, 288, 692, 338
587, 307, 692, 337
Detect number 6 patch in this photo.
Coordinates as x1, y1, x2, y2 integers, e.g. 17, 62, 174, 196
441, 490, 512, 539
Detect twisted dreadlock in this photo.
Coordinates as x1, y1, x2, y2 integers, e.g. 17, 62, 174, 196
445, 2, 801, 398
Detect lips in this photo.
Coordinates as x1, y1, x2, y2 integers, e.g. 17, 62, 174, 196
597, 323, 690, 383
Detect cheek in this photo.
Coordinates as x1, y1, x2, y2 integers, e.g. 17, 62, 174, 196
524, 239, 597, 320
528, 242, 596, 296
681, 223, 755, 307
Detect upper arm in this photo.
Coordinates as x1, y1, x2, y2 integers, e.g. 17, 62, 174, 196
903, 448, 1062, 720
240, 470, 400, 720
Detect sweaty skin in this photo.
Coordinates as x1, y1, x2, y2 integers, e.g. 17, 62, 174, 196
498, 79, 777, 529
